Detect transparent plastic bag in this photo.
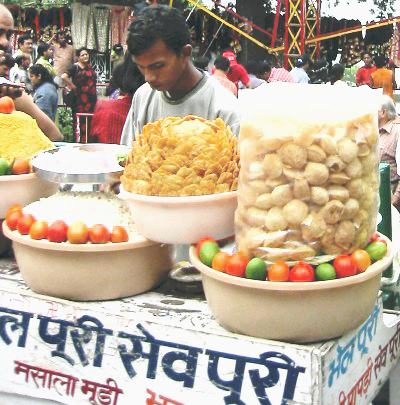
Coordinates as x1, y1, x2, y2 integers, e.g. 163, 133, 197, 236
236, 83, 382, 264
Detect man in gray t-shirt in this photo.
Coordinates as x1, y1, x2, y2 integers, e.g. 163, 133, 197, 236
120, 5, 241, 146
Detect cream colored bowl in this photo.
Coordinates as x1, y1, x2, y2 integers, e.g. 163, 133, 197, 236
0, 173, 58, 218
119, 186, 238, 244
3, 223, 172, 301
189, 237, 393, 343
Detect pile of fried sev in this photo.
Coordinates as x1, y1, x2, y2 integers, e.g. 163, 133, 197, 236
121, 115, 240, 196
0, 111, 54, 163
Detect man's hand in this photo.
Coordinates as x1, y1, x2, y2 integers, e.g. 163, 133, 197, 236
0, 84, 24, 99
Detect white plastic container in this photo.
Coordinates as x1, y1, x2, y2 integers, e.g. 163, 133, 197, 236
3, 222, 173, 301
0, 173, 58, 218
119, 186, 237, 244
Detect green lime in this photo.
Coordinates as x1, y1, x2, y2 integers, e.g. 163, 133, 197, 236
0, 157, 8, 176
315, 263, 336, 281
5, 157, 14, 175
366, 241, 387, 262
245, 257, 267, 280
199, 241, 220, 267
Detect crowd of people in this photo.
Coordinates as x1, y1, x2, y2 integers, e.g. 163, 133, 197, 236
0, 7, 94, 141
0, 3, 400, 213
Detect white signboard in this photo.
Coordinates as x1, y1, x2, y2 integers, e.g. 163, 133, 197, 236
0, 259, 398, 404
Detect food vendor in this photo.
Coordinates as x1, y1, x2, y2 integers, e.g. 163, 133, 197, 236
120, 5, 241, 146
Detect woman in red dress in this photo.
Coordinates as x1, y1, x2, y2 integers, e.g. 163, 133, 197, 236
90, 54, 145, 144
61, 47, 97, 141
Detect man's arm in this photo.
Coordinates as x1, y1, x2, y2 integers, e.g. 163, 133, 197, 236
369, 75, 375, 88
14, 92, 63, 141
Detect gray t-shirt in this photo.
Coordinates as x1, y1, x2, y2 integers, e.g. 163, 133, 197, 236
120, 74, 242, 146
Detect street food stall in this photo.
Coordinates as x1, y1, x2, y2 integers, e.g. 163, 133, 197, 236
0, 81, 400, 405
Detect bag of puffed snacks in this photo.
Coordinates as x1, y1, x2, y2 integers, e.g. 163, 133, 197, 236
236, 83, 382, 264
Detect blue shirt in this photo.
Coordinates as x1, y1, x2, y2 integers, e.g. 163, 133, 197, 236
290, 67, 310, 83
32, 82, 58, 121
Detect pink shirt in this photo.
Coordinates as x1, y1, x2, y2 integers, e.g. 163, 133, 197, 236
212, 70, 238, 97
269, 67, 295, 83
380, 119, 400, 197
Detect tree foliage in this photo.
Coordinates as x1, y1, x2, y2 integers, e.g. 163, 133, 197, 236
326, 0, 397, 19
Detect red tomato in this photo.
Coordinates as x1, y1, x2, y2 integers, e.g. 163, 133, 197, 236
89, 224, 110, 244
0, 96, 15, 114
6, 204, 22, 217
333, 255, 357, 278
47, 220, 68, 243
111, 226, 129, 243
16, 214, 35, 235
225, 252, 249, 278
197, 237, 217, 257
289, 262, 315, 282
29, 220, 48, 240
11, 157, 30, 175
351, 249, 371, 273
67, 221, 89, 244
5, 209, 23, 230
369, 231, 387, 245
212, 252, 230, 272
268, 261, 290, 282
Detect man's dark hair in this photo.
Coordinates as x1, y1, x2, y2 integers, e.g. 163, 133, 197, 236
295, 54, 312, 68
246, 60, 260, 75
14, 54, 29, 67
17, 34, 31, 47
194, 56, 210, 71
214, 56, 230, 72
127, 5, 191, 56
329, 63, 345, 84
361, 51, 372, 59
258, 61, 272, 75
0, 53, 14, 69
37, 42, 50, 57
374, 54, 387, 68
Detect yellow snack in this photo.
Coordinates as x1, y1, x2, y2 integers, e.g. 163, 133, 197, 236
0, 111, 54, 163
121, 115, 239, 196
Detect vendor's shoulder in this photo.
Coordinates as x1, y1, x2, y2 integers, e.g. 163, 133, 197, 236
133, 82, 154, 100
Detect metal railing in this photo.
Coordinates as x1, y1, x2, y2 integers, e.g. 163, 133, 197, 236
75, 113, 94, 143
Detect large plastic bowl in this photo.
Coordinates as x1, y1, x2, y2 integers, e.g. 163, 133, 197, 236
0, 173, 58, 218
119, 186, 238, 244
3, 222, 173, 301
189, 237, 393, 343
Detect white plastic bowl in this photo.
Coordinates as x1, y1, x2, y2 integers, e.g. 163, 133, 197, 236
119, 186, 238, 244
0, 173, 58, 219
3, 222, 173, 301
189, 236, 393, 343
